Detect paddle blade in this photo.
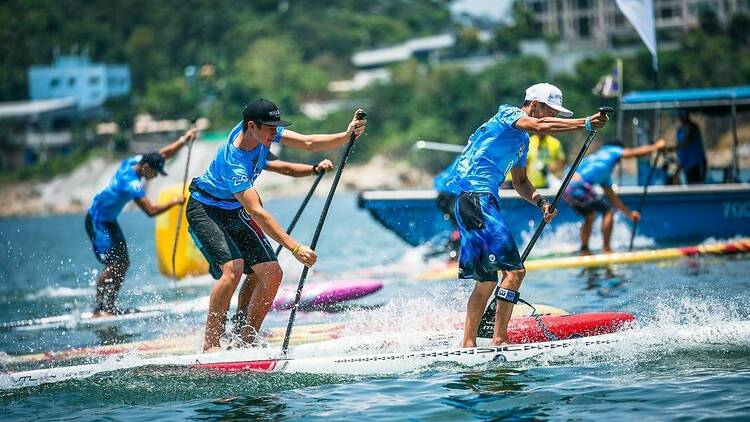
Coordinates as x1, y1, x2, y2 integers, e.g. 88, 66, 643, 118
477, 300, 497, 338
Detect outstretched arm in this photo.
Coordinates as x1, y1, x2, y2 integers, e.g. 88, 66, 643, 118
265, 159, 334, 178
279, 110, 366, 152
159, 128, 197, 159
134, 196, 184, 217
234, 188, 317, 267
514, 112, 608, 136
622, 139, 666, 159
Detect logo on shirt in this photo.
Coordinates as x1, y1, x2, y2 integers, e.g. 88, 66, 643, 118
233, 175, 250, 186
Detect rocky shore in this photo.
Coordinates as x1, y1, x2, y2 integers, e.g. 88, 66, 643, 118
0, 142, 433, 218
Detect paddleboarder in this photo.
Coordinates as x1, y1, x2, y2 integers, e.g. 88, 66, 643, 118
86, 128, 197, 317
186, 98, 366, 352
442, 83, 608, 348
563, 139, 666, 254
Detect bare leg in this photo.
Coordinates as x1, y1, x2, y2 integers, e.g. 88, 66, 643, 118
236, 273, 259, 316
94, 258, 129, 315
462, 280, 496, 348
492, 269, 526, 346
240, 262, 283, 344
203, 259, 243, 352
580, 213, 595, 253
601, 210, 615, 253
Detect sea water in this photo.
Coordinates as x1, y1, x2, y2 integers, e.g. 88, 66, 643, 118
1, 194, 749, 421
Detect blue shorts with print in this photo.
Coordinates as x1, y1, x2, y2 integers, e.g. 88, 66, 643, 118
563, 180, 610, 216
85, 213, 128, 265
454, 192, 523, 282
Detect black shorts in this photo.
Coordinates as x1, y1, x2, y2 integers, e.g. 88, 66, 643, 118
185, 197, 277, 279
85, 213, 128, 265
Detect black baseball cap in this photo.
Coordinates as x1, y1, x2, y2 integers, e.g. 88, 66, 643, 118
242, 98, 292, 127
140, 152, 167, 176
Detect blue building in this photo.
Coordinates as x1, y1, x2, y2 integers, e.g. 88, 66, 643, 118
28, 54, 130, 110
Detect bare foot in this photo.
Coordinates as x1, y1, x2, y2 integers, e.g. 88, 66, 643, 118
91, 310, 114, 318
203, 346, 223, 353
461, 340, 477, 348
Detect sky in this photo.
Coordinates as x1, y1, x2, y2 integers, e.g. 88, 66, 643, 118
451, 0, 513, 22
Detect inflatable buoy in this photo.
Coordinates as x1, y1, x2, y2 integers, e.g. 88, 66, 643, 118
155, 184, 208, 279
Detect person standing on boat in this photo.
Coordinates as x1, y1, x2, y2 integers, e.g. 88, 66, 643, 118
86, 128, 197, 317
186, 98, 366, 352
563, 139, 666, 254
671, 110, 707, 184
444, 83, 608, 348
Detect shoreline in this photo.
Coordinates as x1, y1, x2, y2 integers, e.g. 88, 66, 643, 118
0, 152, 432, 219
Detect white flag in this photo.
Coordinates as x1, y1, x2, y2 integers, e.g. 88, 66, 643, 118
616, 0, 658, 69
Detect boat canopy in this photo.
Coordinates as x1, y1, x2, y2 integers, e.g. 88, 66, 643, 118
621, 86, 750, 112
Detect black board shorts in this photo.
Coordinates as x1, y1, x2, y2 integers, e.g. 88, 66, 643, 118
185, 197, 277, 279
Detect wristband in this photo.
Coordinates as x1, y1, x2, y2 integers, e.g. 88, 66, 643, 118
291, 244, 302, 255
536, 197, 549, 209
312, 164, 321, 176
585, 116, 593, 132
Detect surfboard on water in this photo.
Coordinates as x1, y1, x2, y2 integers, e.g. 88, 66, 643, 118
0, 278, 384, 332
3, 303, 568, 365
413, 238, 750, 281
0, 312, 634, 390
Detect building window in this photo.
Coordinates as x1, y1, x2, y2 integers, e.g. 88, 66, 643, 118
50, 78, 60, 88
660, 7, 673, 18
576, 0, 591, 10
578, 17, 591, 37
68, 77, 76, 87
89, 76, 100, 86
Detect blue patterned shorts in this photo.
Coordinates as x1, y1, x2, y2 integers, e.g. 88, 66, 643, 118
454, 192, 523, 282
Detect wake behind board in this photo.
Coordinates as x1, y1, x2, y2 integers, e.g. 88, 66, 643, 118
1, 312, 630, 389
5, 303, 568, 365
0, 278, 384, 332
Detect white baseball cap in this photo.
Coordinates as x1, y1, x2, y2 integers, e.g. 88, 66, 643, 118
524, 83, 573, 118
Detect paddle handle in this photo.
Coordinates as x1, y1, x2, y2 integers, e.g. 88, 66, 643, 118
520, 106, 614, 262
275, 172, 325, 256
281, 110, 366, 353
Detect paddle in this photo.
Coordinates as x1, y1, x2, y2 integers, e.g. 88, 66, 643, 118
171, 121, 197, 278
281, 110, 366, 354
628, 149, 662, 251
275, 171, 325, 257
477, 106, 614, 338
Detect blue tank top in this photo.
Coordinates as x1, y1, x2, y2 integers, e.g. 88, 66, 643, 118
576, 145, 624, 187
192, 123, 284, 209
88, 157, 146, 221
443, 105, 529, 196
676, 124, 705, 169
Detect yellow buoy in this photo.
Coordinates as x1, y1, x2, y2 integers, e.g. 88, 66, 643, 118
154, 184, 209, 279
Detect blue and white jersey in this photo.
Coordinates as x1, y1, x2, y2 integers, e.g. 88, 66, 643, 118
192, 123, 284, 209
88, 157, 145, 221
433, 156, 461, 194
576, 145, 624, 188
443, 105, 529, 196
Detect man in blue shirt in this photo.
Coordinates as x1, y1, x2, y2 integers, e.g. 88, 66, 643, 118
444, 83, 609, 348
86, 128, 197, 316
186, 98, 366, 352
673, 110, 706, 184
564, 139, 666, 253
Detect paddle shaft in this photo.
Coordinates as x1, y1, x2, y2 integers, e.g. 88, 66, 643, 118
520, 108, 613, 262
628, 149, 662, 251
275, 172, 325, 256
478, 106, 613, 338
281, 111, 366, 353
171, 124, 197, 278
